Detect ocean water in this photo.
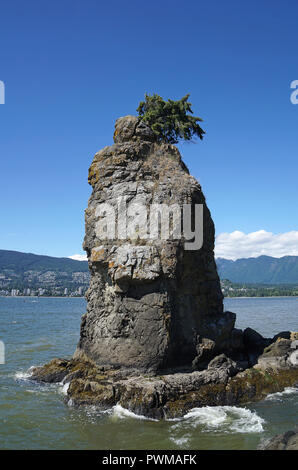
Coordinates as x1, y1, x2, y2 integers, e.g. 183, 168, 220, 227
0, 296, 297, 450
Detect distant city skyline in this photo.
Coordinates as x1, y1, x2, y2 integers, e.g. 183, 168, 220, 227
1, 1, 297, 261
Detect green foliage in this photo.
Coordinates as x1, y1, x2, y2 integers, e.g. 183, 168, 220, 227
221, 279, 298, 298
137, 93, 205, 144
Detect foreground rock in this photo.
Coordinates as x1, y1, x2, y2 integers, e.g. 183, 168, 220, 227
31, 331, 298, 419
260, 431, 298, 450
30, 116, 298, 418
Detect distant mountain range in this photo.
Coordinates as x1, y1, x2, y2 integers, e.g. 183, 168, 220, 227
0, 250, 298, 289
216, 255, 298, 284
0, 250, 88, 274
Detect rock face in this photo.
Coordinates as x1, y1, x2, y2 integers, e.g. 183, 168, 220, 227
260, 431, 298, 450
30, 116, 298, 421
74, 115, 235, 373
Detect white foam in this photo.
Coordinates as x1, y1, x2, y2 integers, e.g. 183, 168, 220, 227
61, 382, 70, 395
14, 366, 35, 381
15, 371, 31, 380
183, 406, 228, 427
111, 404, 158, 421
265, 387, 298, 401
172, 405, 265, 434
169, 436, 190, 446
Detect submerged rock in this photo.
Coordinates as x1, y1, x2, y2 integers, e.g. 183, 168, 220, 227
260, 430, 298, 450
30, 116, 298, 419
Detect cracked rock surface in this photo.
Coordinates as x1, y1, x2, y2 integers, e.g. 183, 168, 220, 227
75, 115, 232, 373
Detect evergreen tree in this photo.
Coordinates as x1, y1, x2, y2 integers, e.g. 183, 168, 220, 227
137, 93, 205, 144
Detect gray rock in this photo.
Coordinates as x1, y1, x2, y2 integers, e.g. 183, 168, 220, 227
256, 337, 298, 370
262, 338, 293, 357
243, 327, 266, 348
74, 115, 233, 373
113, 115, 155, 143
272, 331, 292, 342
229, 328, 245, 351
260, 430, 298, 450
242, 327, 270, 366
192, 337, 216, 370
30, 345, 298, 419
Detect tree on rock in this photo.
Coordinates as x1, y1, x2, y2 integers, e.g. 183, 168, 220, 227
137, 93, 205, 144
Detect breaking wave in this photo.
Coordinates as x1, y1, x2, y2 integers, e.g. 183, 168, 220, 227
14, 366, 35, 381
110, 404, 158, 421
14, 369, 265, 435
86, 403, 265, 435
172, 405, 265, 434
265, 387, 298, 401
61, 382, 70, 395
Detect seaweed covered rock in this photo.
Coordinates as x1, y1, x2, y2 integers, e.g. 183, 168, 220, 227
30, 333, 298, 419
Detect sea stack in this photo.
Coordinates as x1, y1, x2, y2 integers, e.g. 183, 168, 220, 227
31, 116, 298, 419
74, 115, 235, 373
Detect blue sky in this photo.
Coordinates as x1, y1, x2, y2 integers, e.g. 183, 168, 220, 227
0, 0, 298, 259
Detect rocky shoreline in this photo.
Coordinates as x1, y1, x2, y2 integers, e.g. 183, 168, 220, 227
31, 330, 298, 419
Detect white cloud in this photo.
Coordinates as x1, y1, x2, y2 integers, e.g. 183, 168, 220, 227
68, 230, 298, 262
69, 254, 88, 261
215, 230, 298, 260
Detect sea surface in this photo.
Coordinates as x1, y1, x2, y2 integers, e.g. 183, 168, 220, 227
0, 296, 297, 450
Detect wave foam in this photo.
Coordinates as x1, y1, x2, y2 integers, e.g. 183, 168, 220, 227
111, 404, 158, 421
61, 382, 70, 395
14, 366, 35, 381
265, 387, 298, 401
173, 406, 265, 433
169, 436, 190, 446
